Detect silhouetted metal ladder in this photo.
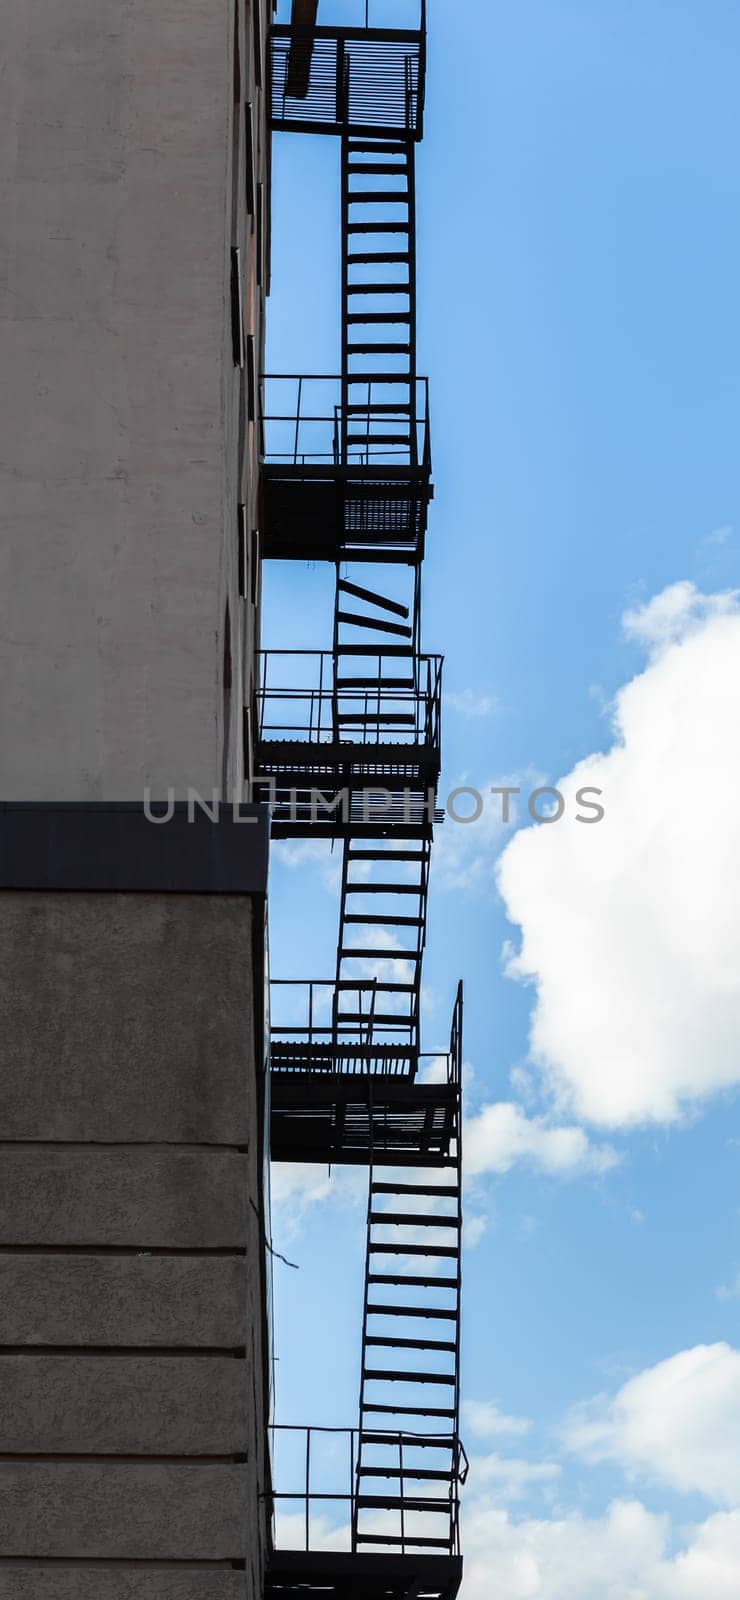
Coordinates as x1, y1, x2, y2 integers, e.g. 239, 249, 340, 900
333, 834, 430, 1062
352, 985, 464, 1556
332, 569, 419, 736
342, 132, 417, 468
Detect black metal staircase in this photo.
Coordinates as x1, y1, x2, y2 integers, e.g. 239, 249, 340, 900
342, 132, 416, 450
263, 7, 465, 1596
262, 46, 431, 564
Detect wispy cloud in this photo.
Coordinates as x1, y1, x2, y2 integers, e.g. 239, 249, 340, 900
702, 522, 733, 548
462, 1399, 532, 1440
444, 688, 500, 718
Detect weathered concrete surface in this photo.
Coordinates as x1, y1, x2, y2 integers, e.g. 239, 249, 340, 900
0, 1356, 248, 1453
0, 894, 254, 1142
0, 0, 250, 799
0, 1256, 247, 1347
0, 1577, 246, 1600
0, 1149, 249, 1247
0, 1464, 249, 1558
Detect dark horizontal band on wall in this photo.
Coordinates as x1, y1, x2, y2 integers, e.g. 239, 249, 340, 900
0, 805, 269, 894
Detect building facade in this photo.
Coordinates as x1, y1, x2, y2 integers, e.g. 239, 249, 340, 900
1, 1, 273, 1592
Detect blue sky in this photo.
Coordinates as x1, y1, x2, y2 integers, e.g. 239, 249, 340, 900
264, 3, 740, 1593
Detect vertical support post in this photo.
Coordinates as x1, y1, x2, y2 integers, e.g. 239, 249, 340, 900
305, 1427, 311, 1553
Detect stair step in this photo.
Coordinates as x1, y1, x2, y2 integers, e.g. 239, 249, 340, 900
366, 1334, 456, 1352
348, 190, 410, 205
333, 713, 415, 726
371, 1182, 460, 1197
343, 913, 422, 927
359, 1431, 456, 1447
358, 1466, 454, 1482
337, 577, 410, 617
363, 1368, 456, 1386
367, 1275, 458, 1291
346, 283, 410, 296
362, 1403, 456, 1419
345, 401, 412, 414
336, 976, 417, 988
336, 642, 415, 657
333, 1012, 416, 1026
347, 850, 426, 863
336, 609, 412, 637
346, 341, 412, 354
347, 312, 412, 325
346, 431, 412, 444
355, 1532, 452, 1549
336, 940, 419, 953
347, 252, 411, 265
367, 1242, 458, 1258
356, 1494, 452, 1513
345, 882, 420, 893
370, 1211, 460, 1228
367, 1303, 457, 1320
346, 221, 410, 234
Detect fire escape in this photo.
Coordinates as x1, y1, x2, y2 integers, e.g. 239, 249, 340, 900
261, 7, 465, 1598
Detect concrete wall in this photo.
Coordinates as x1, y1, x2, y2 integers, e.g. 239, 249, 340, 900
0, 890, 270, 1597
0, 0, 269, 800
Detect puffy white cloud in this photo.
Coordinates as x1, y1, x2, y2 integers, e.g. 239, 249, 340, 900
432, 774, 535, 892
461, 1498, 740, 1600
498, 585, 740, 1128
622, 579, 738, 649
465, 1101, 619, 1179
564, 1343, 740, 1506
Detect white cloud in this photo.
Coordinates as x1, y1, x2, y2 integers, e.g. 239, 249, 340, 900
463, 1213, 489, 1248
716, 1271, 740, 1302
461, 1497, 740, 1600
433, 775, 538, 893
564, 1344, 740, 1506
462, 1399, 532, 1439
465, 1101, 619, 1179
498, 585, 740, 1128
270, 1162, 367, 1231
271, 836, 344, 892
622, 578, 738, 651
471, 1452, 561, 1501
445, 688, 500, 718
702, 523, 733, 548
460, 1348, 740, 1595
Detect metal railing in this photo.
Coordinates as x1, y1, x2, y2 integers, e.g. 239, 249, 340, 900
257, 649, 442, 750
270, 978, 420, 1074
271, 10, 426, 137
269, 1423, 466, 1557
261, 375, 431, 473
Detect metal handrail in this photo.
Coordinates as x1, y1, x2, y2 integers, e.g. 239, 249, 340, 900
257, 649, 443, 748
261, 375, 431, 471
268, 1422, 464, 1556
270, 979, 419, 1035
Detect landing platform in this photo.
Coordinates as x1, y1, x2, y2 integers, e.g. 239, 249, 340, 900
266, 1549, 462, 1599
